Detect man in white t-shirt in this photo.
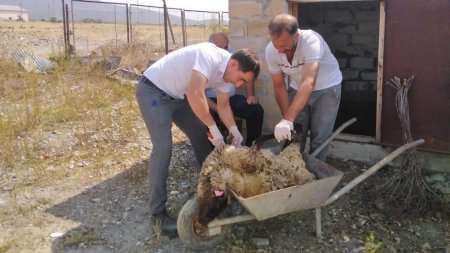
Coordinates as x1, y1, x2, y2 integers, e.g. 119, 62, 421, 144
206, 32, 264, 147
136, 42, 260, 237
265, 13, 342, 161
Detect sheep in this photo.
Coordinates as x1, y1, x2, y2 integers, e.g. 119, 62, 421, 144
196, 131, 316, 226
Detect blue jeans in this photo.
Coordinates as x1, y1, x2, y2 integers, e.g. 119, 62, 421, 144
289, 84, 341, 161
209, 94, 264, 147
136, 77, 212, 214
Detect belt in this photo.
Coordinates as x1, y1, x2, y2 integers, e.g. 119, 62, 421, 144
141, 76, 176, 100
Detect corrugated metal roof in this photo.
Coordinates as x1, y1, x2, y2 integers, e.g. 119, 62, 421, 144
12, 49, 56, 73
0, 5, 28, 12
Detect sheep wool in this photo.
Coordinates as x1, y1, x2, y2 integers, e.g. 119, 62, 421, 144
198, 142, 315, 199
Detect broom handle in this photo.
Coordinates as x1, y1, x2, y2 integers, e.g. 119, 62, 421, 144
324, 139, 425, 206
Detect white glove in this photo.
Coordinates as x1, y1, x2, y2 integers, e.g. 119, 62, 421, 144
274, 119, 294, 142
229, 125, 243, 147
208, 123, 225, 149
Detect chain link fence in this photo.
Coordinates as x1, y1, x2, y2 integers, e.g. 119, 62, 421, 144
64, 0, 228, 57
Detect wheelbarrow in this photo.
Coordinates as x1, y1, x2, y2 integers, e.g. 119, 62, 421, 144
177, 118, 425, 251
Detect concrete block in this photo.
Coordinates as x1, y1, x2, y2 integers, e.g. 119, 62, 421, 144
342, 70, 360, 80
230, 1, 262, 18
254, 78, 268, 96
229, 37, 269, 54
352, 35, 377, 46
247, 18, 271, 36
361, 70, 377, 81
358, 22, 379, 33
229, 19, 246, 36
264, 0, 287, 17
337, 46, 363, 57
328, 34, 349, 48
340, 24, 357, 34
325, 10, 353, 23
313, 24, 335, 35
337, 58, 348, 68
344, 81, 366, 92
355, 10, 378, 22
350, 57, 374, 69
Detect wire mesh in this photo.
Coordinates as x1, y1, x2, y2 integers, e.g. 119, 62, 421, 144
69, 1, 228, 55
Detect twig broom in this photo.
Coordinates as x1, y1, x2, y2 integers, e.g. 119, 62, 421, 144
376, 76, 440, 213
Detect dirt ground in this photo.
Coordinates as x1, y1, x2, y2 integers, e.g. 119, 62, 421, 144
0, 21, 449, 253
1, 131, 449, 253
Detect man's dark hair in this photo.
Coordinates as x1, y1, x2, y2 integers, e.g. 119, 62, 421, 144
231, 48, 261, 79
268, 13, 299, 38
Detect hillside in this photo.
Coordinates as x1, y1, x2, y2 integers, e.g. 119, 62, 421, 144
0, 0, 227, 25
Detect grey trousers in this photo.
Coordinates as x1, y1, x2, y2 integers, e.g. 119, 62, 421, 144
289, 84, 341, 161
136, 78, 212, 215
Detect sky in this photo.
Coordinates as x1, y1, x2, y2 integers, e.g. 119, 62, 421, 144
108, 0, 228, 12
0, 0, 228, 12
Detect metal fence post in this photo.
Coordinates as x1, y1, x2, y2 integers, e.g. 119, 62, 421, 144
181, 9, 186, 47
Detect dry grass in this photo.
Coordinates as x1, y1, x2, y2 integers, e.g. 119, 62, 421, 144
0, 21, 227, 252
0, 20, 227, 193
0, 54, 140, 190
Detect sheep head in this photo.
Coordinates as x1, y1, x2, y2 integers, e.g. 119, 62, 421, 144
197, 147, 231, 226
197, 145, 258, 226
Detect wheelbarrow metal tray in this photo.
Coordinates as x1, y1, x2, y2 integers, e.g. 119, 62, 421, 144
229, 155, 343, 221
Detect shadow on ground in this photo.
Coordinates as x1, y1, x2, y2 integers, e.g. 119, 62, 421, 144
45, 158, 193, 253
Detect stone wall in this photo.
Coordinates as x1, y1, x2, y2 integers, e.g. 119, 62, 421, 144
229, 0, 289, 132
299, 2, 379, 101
298, 2, 379, 136
229, 0, 379, 135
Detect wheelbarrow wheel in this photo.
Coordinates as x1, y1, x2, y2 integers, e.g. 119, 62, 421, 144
177, 198, 229, 251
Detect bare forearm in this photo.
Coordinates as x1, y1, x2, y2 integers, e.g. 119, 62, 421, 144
187, 93, 215, 127
284, 61, 319, 121
217, 105, 236, 130
284, 80, 314, 122
274, 84, 290, 116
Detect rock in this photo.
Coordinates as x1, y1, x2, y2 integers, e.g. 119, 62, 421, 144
252, 237, 270, 247
421, 243, 431, 250
343, 235, 350, 242
50, 232, 64, 238
386, 245, 397, 253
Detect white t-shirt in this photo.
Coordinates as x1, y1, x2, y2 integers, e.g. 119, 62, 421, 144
205, 84, 236, 98
265, 29, 342, 90
143, 42, 231, 99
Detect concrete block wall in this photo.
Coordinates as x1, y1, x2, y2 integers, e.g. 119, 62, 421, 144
229, 0, 288, 133
298, 2, 380, 101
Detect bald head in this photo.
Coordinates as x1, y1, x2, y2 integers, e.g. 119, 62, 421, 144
268, 13, 299, 38
209, 32, 229, 50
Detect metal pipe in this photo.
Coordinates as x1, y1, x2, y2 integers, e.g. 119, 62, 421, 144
71, 0, 75, 50
181, 9, 186, 46
126, 4, 130, 43
315, 207, 322, 239
162, 0, 168, 54
208, 214, 256, 228
62, 0, 67, 53
65, 4, 70, 53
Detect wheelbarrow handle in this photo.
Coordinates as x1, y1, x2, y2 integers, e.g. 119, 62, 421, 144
323, 139, 425, 206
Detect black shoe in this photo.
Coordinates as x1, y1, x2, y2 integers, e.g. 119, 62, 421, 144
150, 209, 178, 239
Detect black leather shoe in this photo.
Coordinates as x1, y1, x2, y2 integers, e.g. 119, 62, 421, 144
150, 209, 178, 239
